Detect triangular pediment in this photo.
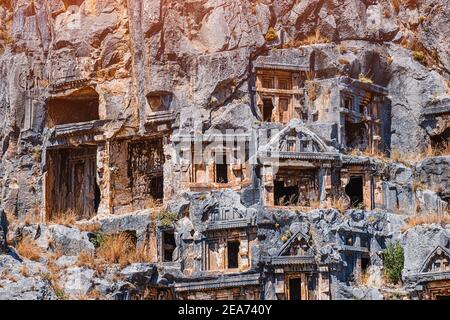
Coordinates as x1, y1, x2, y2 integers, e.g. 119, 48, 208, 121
420, 246, 450, 273
261, 120, 331, 154
278, 230, 314, 257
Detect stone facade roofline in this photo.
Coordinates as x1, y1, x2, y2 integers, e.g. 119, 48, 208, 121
173, 273, 260, 292
338, 245, 370, 253
259, 151, 340, 162
204, 217, 257, 232
406, 271, 450, 284
422, 105, 450, 116
173, 133, 252, 143
53, 119, 111, 137
254, 62, 309, 72
267, 255, 316, 266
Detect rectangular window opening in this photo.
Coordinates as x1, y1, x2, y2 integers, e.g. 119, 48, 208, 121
162, 230, 176, 262
227, 241, 240, 269
215, 154, 228, 184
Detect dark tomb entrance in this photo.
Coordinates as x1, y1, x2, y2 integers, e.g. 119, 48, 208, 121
361, 255, 370, 272
345, 176, 364, 207
274, 180, 299, 206
262, 99, 274, 122
431, 127, 450, 150
162, 230, 176, 262
289, 278, 302, 300
46, 146, 99, 220
215, 153, 228, 184
227, 241, 240, 269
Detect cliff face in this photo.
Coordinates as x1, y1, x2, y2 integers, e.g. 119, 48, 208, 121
0, 0, 449, 300
0, 0, 449, 217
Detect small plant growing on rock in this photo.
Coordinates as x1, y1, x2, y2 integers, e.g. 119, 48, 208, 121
157, 211, 178, 228
338, 44, 348, 54
386, 55, 394, 65
90, 232, 105, 249
418, 15, 426, 24
264, 27, 278, 42
412, 50, 425, 63
54, 287, 67, 300
281, 230, 291, 242
306, 81, 319, 103
383, 242, 404, 285
32, 146, 42, 162
358, 73, 373, 84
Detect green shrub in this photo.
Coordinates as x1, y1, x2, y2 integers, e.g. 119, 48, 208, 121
383, 242, 404, 284
158, 211, 178, 228
264, 27, 278, 42
90, 232, 105, 249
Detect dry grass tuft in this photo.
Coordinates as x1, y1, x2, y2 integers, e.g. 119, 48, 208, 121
285, 29, 331, 47
16, 237, 42, 261
129, 245, 154, 263
264, 27, 278, 42
356, 271, 371, 286
412, 50, 425, 63
97, 233, 133, 265
19, 264, 30, 277
400, 37, 438, 67
306, 81, 319, 103
299, 29, 331, 45
23, 211, 41, 226
77, 222, 101, 233
1, 271, 17, 283
0, 29, 14, 45
391, 0, 418, 13
401, 213, 450, 232
276, 197, 349, 214
431, 141, 450, 157
358, 73, 373, 84
76, 251, 97, 268
96, 233, 154, 267
350, 142, 449, 167
412, 180, 425, 193
338, 44, 348, 54
5, 211, 17, 226
146, 198, 164, 209
389, 142, 450, 165
49, 210, 78, 227
76, 251, 106, 276
75, 289, 102, 300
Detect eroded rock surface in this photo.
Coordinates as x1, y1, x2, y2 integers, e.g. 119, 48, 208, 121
0, 0, 449, 300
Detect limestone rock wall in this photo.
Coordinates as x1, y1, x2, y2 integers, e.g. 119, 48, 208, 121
0, 0, 449, 301
1, 0, 449, 218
